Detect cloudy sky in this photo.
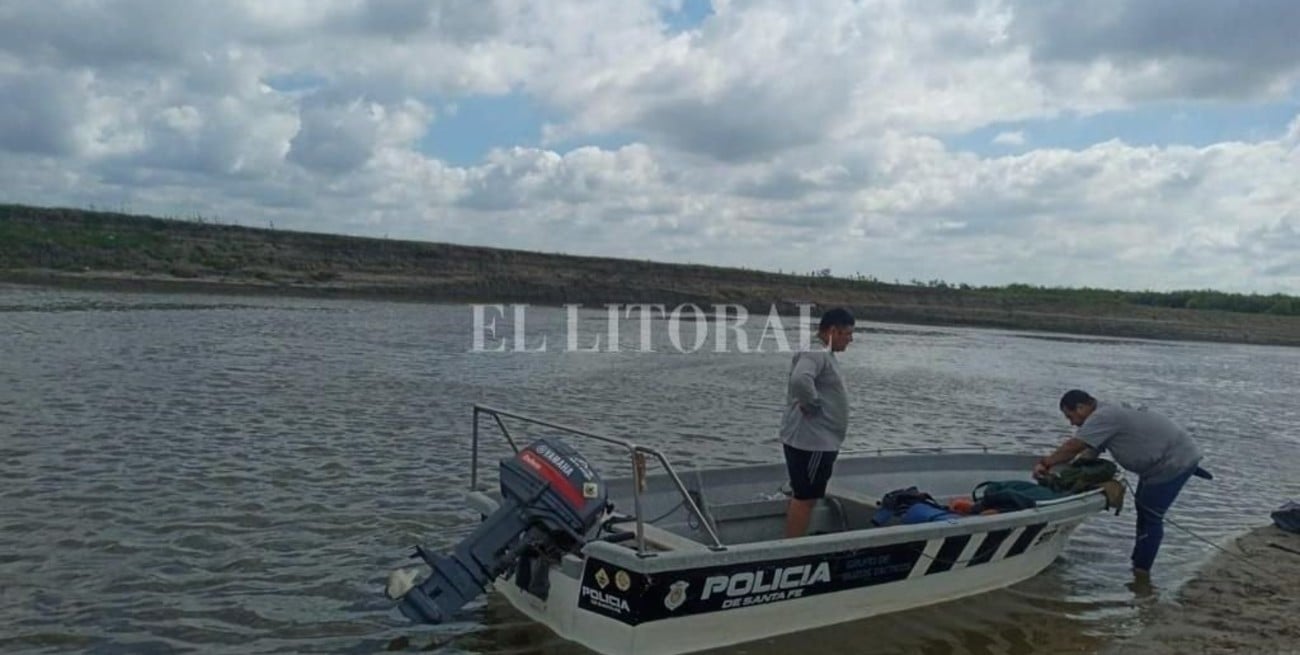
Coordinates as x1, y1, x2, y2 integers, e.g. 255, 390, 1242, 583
3, 0, 1299, 294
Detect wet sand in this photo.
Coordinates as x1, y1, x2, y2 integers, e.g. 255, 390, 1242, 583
1106, 524, 1300, 655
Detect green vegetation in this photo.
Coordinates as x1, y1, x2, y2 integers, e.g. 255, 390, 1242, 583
1132, 289, 1297, 315
2, 203, 1298, 346
964, 282, 1299, 317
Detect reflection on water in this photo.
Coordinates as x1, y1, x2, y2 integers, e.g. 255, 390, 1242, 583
1, 284, 1297, 654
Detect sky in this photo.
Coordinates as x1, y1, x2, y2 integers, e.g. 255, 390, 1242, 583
2, 0, 1299, 294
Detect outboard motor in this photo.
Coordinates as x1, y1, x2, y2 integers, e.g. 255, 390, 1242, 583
385, 438, 608, 624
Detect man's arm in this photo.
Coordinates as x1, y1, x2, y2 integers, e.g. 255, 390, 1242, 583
1033, 438, 1090, 478
788, 353, 823, 415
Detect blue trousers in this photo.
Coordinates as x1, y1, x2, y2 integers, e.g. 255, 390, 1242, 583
1132, 467, 1195, 571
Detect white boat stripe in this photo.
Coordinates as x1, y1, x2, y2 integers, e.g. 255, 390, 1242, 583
991, 526, 1026, 563
950, 532, 987, 571
908, 538, 944, 579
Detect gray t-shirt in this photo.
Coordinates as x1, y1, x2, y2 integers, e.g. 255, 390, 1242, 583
779, 348, 849, 452
1075, 401, 1202, 484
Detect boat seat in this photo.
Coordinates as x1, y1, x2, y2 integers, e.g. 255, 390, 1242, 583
826, 484, 879, 509
640, 523, 710, 552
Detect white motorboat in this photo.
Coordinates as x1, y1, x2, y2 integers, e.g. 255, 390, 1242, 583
383, 405, 1111, 655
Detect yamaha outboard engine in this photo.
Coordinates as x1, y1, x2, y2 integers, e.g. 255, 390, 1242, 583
385, 438, 607, 624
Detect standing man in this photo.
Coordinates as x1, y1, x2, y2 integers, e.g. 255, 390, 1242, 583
1035, 389, 1206, 580
780, 307, 855, 538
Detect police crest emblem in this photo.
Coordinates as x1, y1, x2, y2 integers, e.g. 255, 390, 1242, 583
664, 580, 689, 611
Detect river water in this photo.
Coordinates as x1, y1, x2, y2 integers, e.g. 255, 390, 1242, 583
2, 284, 1297, 654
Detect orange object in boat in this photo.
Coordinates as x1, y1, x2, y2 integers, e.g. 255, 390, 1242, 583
949, 498, 974, 515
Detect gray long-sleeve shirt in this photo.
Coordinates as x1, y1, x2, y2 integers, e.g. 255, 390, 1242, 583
1075, 401, 1202, 484
779, 348, 849, 451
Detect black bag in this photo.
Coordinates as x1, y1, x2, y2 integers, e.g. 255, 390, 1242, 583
1273, 501, 1300, 535
872, 486, 944, 526
971, 480, 1062, 513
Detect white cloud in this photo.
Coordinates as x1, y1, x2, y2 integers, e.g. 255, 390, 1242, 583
458, 143, 668, 212
993, 131, 1026, 146
288, 95, 432, 175
1, 0, 1299, 294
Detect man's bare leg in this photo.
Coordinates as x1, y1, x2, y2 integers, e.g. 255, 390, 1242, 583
785, 498, 816, 538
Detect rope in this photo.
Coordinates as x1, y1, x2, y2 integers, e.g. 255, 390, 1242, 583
614, 476, 1274, 577
1119, 476, 1273, 578
900, 475, 1278, 574
602, 496, 694, 530
645, 499, 685, 524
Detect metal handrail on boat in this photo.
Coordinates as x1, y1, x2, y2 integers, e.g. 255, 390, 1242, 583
840, 443, 1110, 508
469, 404, 727, 555
840, 444, 997, 456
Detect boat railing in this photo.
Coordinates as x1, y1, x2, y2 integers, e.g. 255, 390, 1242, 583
840, 444, 997, 456
469, 404, 727, 555
840, 443, 1068, 457
840, 443, 1109, 507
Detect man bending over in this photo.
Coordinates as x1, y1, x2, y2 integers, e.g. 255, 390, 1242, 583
1035, 389, 1205, 580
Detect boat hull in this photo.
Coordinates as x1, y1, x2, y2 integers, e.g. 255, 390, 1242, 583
481, 452, 1103, 655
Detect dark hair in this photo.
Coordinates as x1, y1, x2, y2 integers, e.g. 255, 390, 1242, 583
1059, 389, 1095, 411
818, 307, 855, 331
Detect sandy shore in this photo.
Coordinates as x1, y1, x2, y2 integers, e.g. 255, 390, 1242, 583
1106, 524, 1300, 655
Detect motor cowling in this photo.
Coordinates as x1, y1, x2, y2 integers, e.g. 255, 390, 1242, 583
386, 438, 608, 624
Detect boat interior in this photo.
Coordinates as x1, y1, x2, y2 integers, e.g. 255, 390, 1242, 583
589, 451, 1045, 551
464, 405, 1048, 555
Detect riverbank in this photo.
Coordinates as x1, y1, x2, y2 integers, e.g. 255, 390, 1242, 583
1105, 524, 1300, 655
8, 268, 1300, 348
4, 204, 1300, 346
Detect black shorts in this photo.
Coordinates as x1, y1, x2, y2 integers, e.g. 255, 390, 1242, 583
783, 444, 838, 500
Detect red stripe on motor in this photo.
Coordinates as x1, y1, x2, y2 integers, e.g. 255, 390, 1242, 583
520, 451, 585, 508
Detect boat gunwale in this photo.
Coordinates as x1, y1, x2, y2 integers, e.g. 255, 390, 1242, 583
464, 405, 1108, 574
467, 404, 1067, 557
466, 477, 1107, 574
582, 489, 1105, 572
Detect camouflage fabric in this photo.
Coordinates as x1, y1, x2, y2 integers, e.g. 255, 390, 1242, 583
1041, 458, 1120, 494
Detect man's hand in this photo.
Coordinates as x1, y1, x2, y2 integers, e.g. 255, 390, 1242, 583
1032, 459, 1050, 479
799, 402, 819, 417
1034, 438, 1089, 479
